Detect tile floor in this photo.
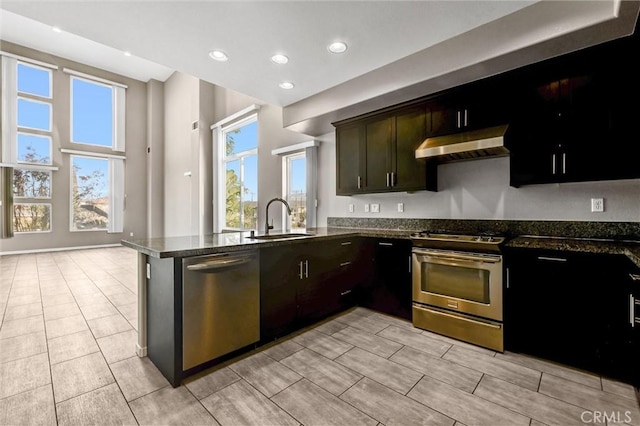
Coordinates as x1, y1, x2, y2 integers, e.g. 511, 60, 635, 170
1, 246, 639, 426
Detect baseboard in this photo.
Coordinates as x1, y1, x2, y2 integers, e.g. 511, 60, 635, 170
0, 243, 122, 256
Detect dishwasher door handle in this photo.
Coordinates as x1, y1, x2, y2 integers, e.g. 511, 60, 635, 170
186, 256, 252, 272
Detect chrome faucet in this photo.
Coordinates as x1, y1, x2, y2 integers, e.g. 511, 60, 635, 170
265, 197, 292, 235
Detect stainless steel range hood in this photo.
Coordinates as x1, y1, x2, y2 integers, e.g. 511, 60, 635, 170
415, 124, 509, 163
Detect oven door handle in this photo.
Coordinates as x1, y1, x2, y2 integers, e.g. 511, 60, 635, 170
413, 304, 502, 329
412, 249, 501, 264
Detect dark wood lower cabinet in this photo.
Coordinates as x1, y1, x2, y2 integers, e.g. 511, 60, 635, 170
505, 248, 636, 385
359, 238, 412, 321
260, 237, 371, 342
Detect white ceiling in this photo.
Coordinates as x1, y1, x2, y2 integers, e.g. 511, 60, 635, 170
0, 1, 635, 116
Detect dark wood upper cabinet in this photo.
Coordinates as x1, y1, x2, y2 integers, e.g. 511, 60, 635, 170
335, 30, 640, 193
363, 115, 394, 192
334, 105, 436, 195
335, 123, 363, 195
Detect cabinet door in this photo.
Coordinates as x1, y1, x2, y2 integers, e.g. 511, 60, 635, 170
335, 123, 363, 195
260, 246, 299, 341
296, 240, 341, 324
360, 239, 412, 320
364, 115, 394, 191
505, 249, 633, 378
393, 106, 429, 192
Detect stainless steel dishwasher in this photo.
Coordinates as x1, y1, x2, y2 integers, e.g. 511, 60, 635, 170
182, 250, 259, 370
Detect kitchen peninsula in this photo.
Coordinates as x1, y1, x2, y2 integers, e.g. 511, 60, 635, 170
122, 219, 640, 387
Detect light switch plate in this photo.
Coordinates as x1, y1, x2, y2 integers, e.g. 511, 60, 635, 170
397, 203, 404, 213
348, 204, 354, 213
364, 204, 370, 213
371, 203, 380, 213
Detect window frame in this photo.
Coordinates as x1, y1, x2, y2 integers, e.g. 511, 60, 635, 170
12, 202, 53, 234
17, 61, 53, 99
16, 96, 53, 133
16, 132, 53, 166
69, 154, 111, 233
282, 151, 306, 231
215, 113, 259, 232
13, 168, 52, 199
70, 75, 115, 149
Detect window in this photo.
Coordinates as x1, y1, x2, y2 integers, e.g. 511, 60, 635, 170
216, 114, 258, 231
66, 69, 127, 233
71, 77, 113, 147
70, 155, 109, 231
283, 152, 307, 231
8, 60, 55, 233
13, 203, 51, 233
273, 140, 319, 230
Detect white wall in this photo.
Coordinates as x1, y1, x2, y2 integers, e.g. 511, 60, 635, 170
163, 80, 313, 236
317, 132, 640, 225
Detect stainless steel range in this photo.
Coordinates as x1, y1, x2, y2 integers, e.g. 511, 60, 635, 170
411, 230, 506, 351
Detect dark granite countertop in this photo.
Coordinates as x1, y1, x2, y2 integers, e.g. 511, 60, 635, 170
121, 227, 413, 258
122, 219, 640, 269
506, 236, 640, 268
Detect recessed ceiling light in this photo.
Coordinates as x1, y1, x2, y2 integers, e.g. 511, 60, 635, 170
279, 81, 295, 90
328, 41, 348, 54
271, 54, 289, 65
209, 50, 229, 62
52, 26, 62, 33
123, 51, 132, 57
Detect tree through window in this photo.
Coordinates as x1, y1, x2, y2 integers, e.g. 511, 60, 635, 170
221, 118, 258, 230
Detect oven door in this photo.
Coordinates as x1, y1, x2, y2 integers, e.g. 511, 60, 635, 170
412, 248, 503, 321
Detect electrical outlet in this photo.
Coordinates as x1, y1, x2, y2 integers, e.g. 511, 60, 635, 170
371, 204, 380, 213
364, 204, 370, 213
348, 204, 354, 213
591, 198, 604, 212
129, 232, 134, 237
397, 203, 404, 213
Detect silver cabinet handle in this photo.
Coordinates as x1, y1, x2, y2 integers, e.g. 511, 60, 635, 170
390, 172, 395, 187
506, 267, 510, 289
341, 241, 352, 246
305, 260, 309, 278
378, 242, 393, 246
537, 256, 567, 262
186, 257, 251, 272
562, 153, 566, 175
464, 109, 468, 127
340, 261, 351, 267
357, 176, 361, 189
408, 256, 411, 273
456, 110, 461, 128
341, 290, 352, 296
552, 154, 556, 175
386, 172, 390, 187
299, 261, 304, 279
629, 274, 640, 281
631, 294, 635, 327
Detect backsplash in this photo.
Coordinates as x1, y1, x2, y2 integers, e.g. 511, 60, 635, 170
326, 217, 640, 240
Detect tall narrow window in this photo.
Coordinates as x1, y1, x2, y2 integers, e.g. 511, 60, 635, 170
284, 152, 306, 231
218, 116, 258, 231
71, 155, 109, 231
274, 141, 318, 230
11, 61, 54, 233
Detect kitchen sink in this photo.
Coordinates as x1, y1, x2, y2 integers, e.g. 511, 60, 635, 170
249, 233, 313, 240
